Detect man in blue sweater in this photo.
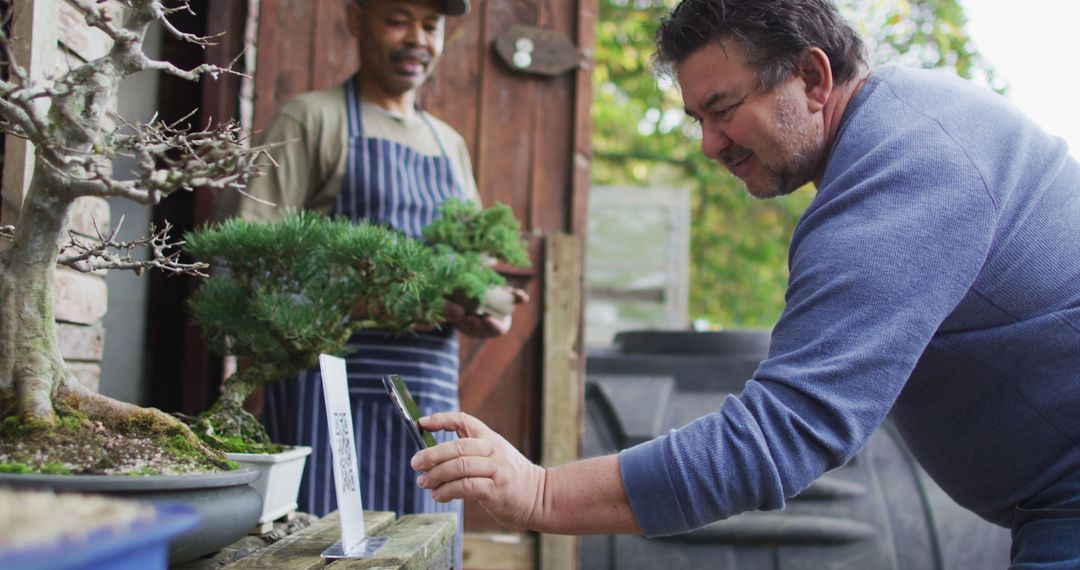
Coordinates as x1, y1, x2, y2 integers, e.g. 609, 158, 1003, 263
410, 0, 1080, 565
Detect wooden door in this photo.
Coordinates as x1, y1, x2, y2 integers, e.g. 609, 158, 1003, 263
219, 0, 596, 535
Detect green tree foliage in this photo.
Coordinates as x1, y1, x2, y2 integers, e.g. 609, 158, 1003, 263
592, 0, 1000, 328
423, 199, 531, 303
423, 199, 531, 267
182, 202, 528, 452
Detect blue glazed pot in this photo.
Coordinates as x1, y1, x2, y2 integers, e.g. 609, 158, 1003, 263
0, 502, 200, 570
0, 468, 261, 564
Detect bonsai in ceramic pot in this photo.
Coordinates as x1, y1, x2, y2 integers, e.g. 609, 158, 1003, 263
181, 199, 529, 522
0, 0, 265, 476
0, 1, 272, 561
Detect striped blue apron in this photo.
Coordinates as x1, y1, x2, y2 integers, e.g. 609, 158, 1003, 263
264, 76, 464, 566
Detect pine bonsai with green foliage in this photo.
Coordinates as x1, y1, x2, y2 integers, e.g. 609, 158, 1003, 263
183, 199, 529, 453
422, 198, 532, 317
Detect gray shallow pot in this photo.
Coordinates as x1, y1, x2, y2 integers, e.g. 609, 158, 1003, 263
0, 467, 261, 565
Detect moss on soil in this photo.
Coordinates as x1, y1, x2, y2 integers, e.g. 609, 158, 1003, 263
0, 462, 71, 475
201, 431, 286, 455
0, 413, 231, 476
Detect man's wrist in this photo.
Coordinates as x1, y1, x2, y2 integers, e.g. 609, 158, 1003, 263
525, 455, 640, 535
524, 465, 549, 532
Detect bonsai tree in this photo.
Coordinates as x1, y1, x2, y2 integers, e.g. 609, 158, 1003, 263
422, 197, 532, 318
0, 1, 265, 473
182, 199, 530, 453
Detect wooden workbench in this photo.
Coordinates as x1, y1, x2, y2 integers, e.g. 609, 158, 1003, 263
215, 511, 456, 569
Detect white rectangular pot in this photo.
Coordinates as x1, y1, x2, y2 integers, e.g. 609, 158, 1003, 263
225, 445, 312, 524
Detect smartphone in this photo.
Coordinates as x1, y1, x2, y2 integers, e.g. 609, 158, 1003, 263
382, 374, 438, 449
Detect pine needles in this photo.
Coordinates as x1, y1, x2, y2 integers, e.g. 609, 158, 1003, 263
181, 201, 529, 451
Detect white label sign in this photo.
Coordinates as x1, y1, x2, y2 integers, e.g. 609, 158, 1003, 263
319, 354, 367, 554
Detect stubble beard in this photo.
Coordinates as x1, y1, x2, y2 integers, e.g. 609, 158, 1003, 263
749, 93, 825, 200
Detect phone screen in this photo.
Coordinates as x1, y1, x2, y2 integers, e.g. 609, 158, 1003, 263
382, 374, 438, 449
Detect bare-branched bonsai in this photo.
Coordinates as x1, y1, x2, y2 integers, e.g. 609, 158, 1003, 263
0, 1, 265, 474
182, 199, 529, 453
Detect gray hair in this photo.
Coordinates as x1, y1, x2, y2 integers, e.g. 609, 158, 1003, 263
655, 0, 867, 91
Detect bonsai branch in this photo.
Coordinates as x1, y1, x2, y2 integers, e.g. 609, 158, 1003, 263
57, 218, 208, 277
70, 0, 238, 81
55, 115, 268, 203
145, 0, 224, 49
0, 82, 57, 160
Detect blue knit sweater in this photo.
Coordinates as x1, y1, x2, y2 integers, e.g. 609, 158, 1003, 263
620, 65, 1080, 535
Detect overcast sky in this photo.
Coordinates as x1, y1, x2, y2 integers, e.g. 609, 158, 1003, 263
960, 0, 1080, 158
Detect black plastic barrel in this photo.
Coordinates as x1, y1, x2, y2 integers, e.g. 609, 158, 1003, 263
582, 330, 1010, 570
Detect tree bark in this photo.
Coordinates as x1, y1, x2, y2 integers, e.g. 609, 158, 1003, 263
0, 165, 74, 423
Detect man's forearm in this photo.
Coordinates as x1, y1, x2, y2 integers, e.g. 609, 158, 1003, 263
412, 412, 644, 534
532, 454, 642, 535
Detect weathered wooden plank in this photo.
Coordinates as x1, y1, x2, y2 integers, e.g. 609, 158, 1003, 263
311, 0, 358, 90
463, 532, 537, 570
526, 0, 582, 234
54, 268, 107, 325
539, 233, 583, 570
528, 72, 574, 233
474, 0, 538, 218
223, 510, 395, 568
57, 321, 106, 361
221, 537, 327, 570
348, 514, 457, 569
66, 362, 100, 392
570, 0, 597, 235
423, 4, 483, 172
463, 332, 541, 533
252, 0, 318, 133
467, 329, 541, 452
197, 0, 248, 225
222, 511, 452, 569
461, 0, 542, 529
202, 0, 246, 125
460, 280, 541, 413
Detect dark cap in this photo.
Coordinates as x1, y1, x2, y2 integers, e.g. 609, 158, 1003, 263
438, 0, 470, 16
354, 0, 470, 16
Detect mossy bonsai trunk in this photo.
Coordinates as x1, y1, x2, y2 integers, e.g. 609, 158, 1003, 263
190, 360, 328, 454
0, 167, 73, 425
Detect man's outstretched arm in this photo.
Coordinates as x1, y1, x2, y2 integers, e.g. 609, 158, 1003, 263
411, 411, 642, 535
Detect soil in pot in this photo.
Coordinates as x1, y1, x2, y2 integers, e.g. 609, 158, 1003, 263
0, 413, 232, 476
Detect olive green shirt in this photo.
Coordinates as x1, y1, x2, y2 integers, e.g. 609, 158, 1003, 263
215, 84, 479, 222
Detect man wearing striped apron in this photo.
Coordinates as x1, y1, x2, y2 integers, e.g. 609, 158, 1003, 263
213, 0, 507, 566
